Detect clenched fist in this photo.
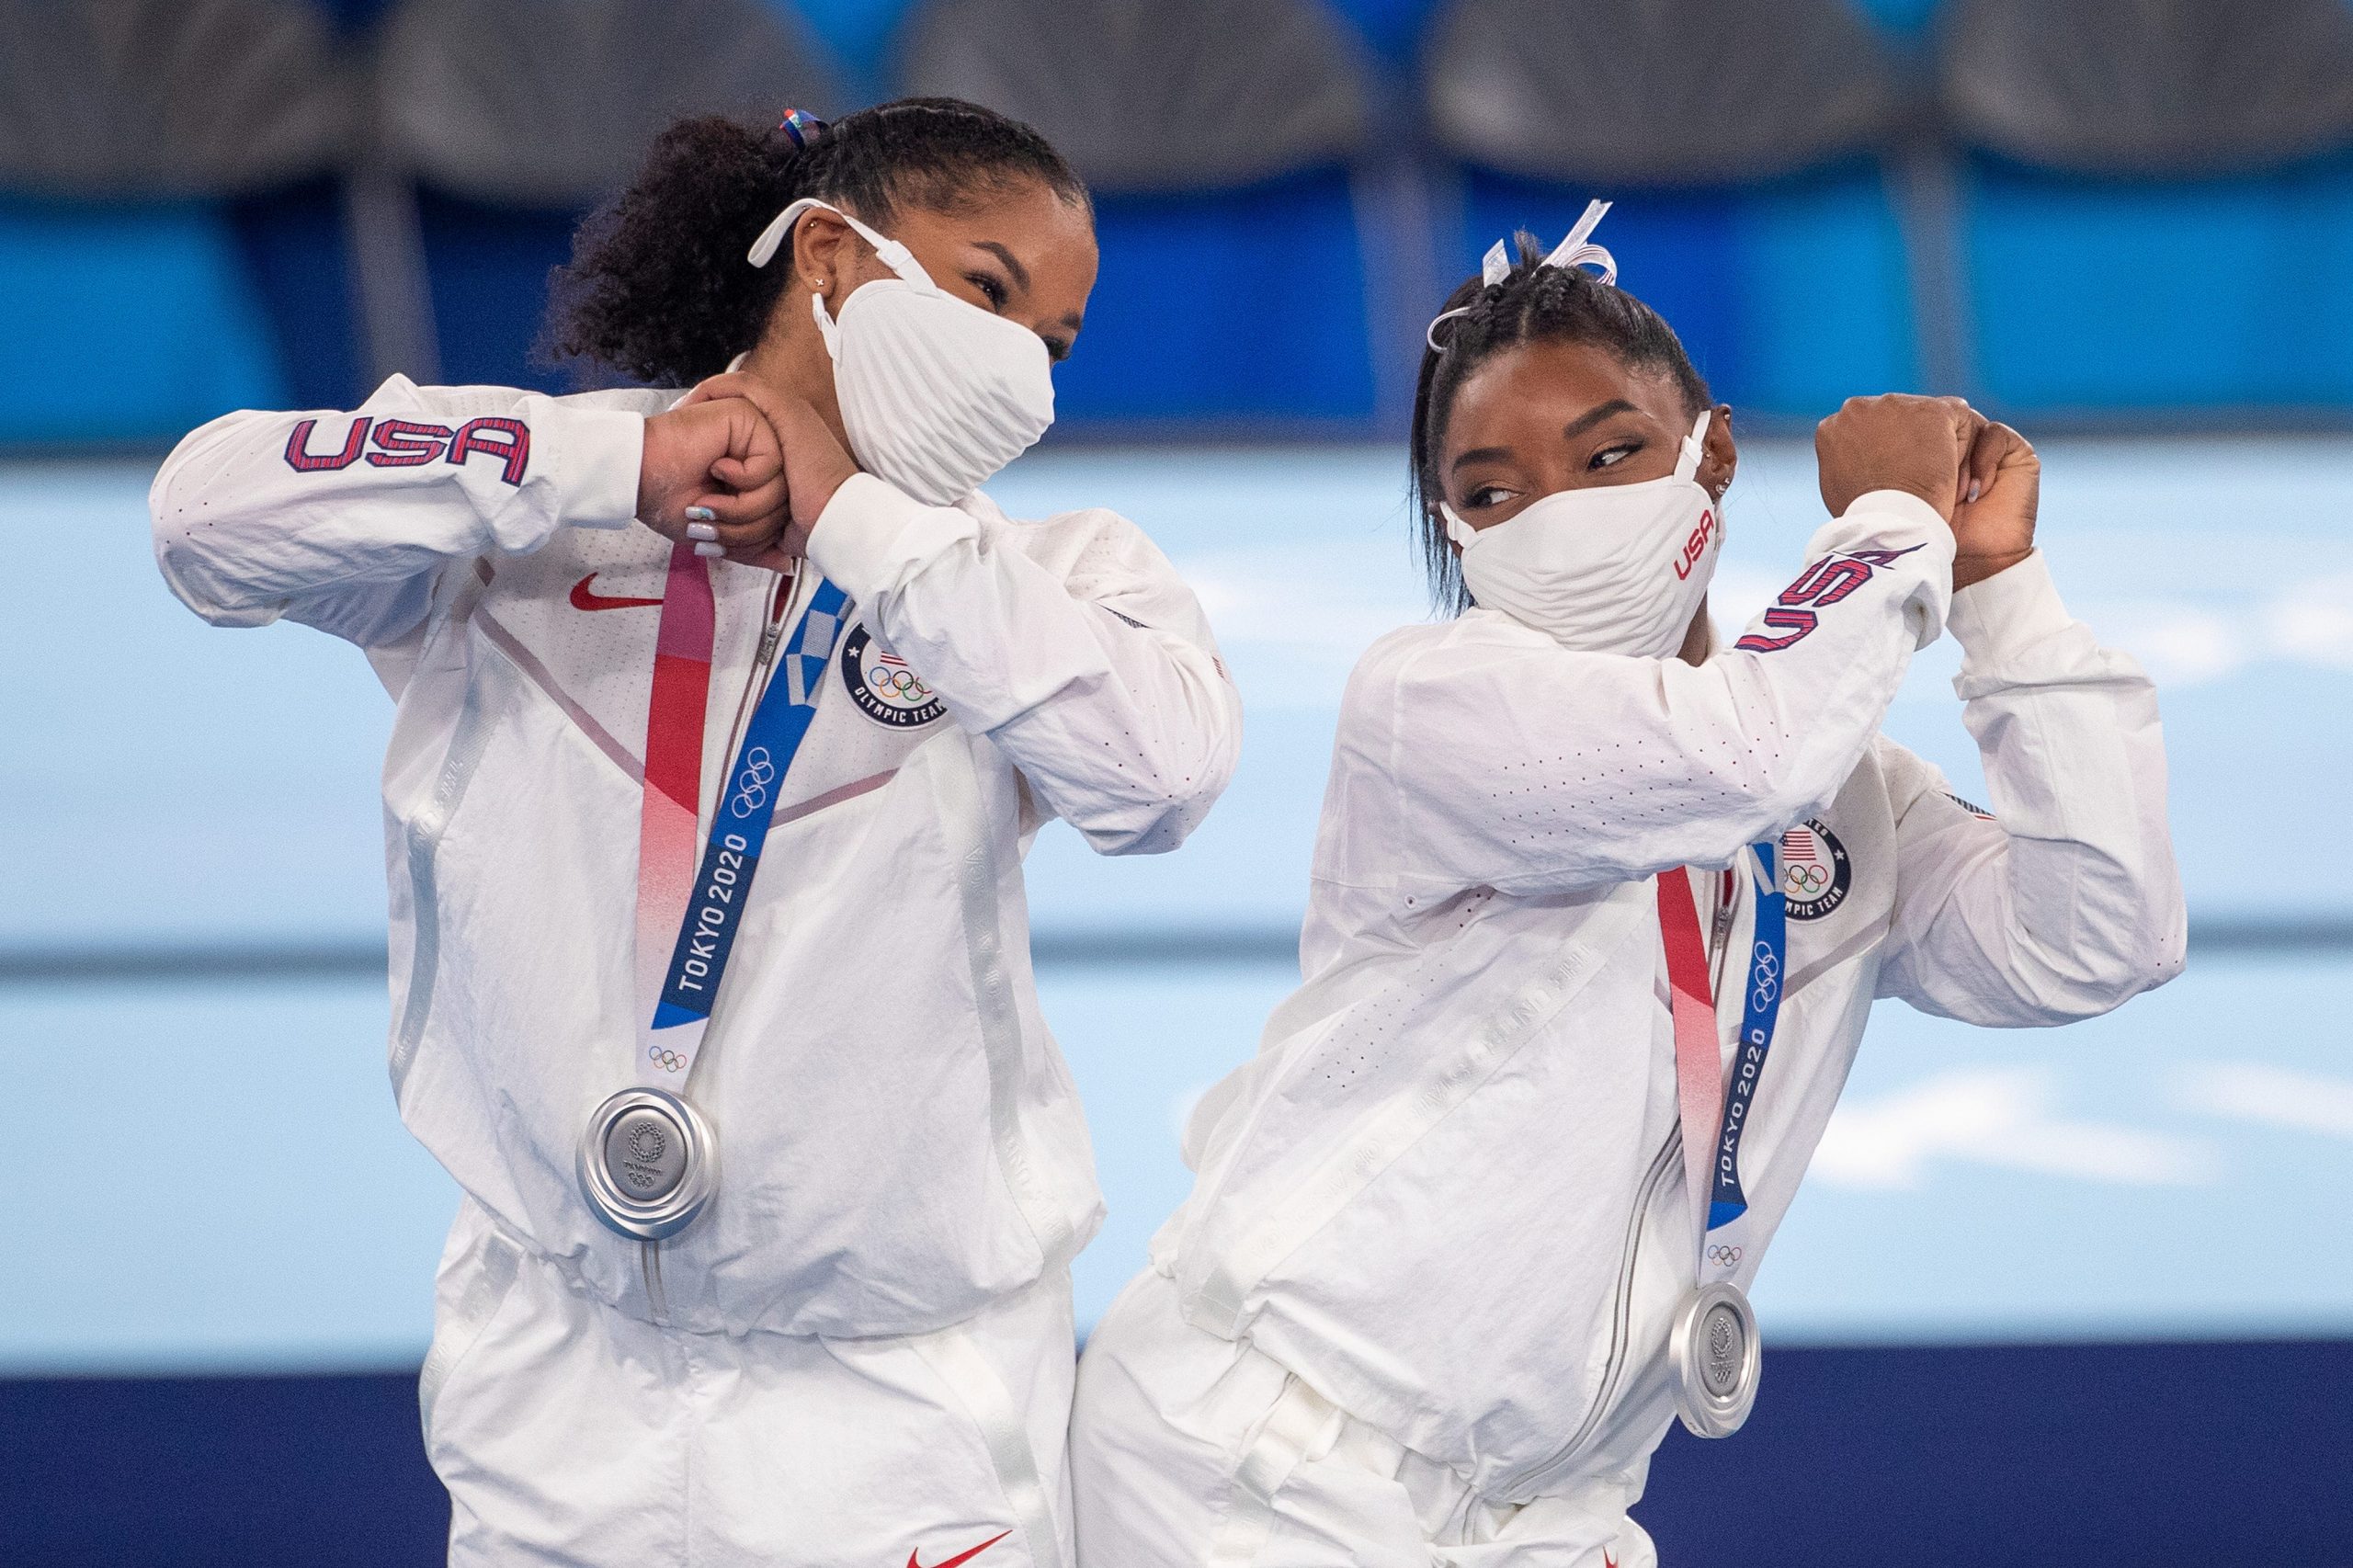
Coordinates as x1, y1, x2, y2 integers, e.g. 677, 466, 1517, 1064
636, 396, 793, 557
1814, 393, 1984, 523
1951, 421, 2039, 589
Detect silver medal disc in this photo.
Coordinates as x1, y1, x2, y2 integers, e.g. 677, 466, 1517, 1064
1669, 1280, 1761, 1437
576, 1086, 718, 1240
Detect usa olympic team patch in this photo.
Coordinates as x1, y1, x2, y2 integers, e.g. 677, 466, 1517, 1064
1779, 819, 1852, 921
839, 625, 945, 728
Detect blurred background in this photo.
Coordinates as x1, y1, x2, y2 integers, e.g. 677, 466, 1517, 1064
3, 0, 2350, 1562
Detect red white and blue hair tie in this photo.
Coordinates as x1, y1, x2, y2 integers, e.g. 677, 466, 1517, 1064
778, 108, 827, 148
1426, 199, 1620, 351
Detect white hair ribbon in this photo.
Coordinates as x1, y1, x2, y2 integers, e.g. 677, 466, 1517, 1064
1427, 198, 1621, 351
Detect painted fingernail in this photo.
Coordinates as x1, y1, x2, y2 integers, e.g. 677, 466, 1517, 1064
686, 522, 718, 541
684, 505, 715, 522
694, 540, 724, 558
1967, 481, 1982, 503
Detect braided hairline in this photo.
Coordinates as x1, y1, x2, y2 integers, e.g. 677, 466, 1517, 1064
1408, 233, 1711, 613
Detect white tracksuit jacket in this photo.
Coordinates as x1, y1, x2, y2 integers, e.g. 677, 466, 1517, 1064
152, 376, 1241, 1335
1076, 490, 2183, 1562
151, 376, 1242, 1565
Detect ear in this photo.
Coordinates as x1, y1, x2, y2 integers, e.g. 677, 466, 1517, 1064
788, 208, 859, 304
1698, 403, 1738, 500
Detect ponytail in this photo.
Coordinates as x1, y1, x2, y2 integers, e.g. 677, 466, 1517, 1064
545, 97, 1088, 389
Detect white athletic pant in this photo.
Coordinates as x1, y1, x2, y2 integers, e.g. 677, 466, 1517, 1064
421, 1199, 1074, 1568
1073, 1268, 1654, 1568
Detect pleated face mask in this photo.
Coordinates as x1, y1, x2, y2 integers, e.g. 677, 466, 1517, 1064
1442, 409, 1722, 658
748, 197, 1056, 506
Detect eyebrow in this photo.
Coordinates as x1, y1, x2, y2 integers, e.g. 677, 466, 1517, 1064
1562, 399, 1641, 440
974, 241, 1030, 294
1449, 445, 1512, 476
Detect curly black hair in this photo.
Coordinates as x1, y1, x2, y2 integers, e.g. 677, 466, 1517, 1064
1410, 236, 1711, 613
545, 97, 1090, 389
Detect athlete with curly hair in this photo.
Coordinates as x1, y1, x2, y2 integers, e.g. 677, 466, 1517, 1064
152, 98, 1241, 1568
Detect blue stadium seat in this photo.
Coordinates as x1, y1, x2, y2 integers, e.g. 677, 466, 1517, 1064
1056, 172, 1378, 426
1456, 166, 1922, 419
898, 0, 1379, 427
414, 192, 582, 395
1967, 153, 2353, 413
0, 201, 290, 445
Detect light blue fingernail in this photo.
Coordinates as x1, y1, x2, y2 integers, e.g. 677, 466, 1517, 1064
687, 522, 718, 541
685, 505, 715, 522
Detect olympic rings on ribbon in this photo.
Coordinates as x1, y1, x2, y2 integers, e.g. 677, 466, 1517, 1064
647, 1045, 688, 1073
730, 745, 779, 815
1705, 1243, 1743, 1266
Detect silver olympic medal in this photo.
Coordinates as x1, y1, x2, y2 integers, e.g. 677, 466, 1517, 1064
575, 1087, 718, 1241
1669, 1280, 1762, 1438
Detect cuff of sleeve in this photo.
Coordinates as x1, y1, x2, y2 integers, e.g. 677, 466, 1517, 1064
804, 472, 977, 604
1804, 491, 1956, 650
540, 404, 645, 529
1804, 489, 1955, 560
1948, 549, 2071, 665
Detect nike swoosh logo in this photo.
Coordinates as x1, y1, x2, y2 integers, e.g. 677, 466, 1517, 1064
906, 1530, 1009, 1568
569, 573, 663, 612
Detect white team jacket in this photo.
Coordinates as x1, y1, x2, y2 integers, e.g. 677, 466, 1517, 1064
1154, 491, 2183, 1504
152, 376, 1241, 1339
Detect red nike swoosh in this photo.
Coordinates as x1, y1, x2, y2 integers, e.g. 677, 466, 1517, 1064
906, 1529, 1010, 1568
569, 573, 663, 612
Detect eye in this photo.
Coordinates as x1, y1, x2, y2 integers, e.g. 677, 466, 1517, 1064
1589, 440, 1642, 471
965, 273, 1009, 312
1463, 483, 1516, 509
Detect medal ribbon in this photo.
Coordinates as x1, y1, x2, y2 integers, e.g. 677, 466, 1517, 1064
632, 546, 850, 1088
1657, 842, 1789, 1288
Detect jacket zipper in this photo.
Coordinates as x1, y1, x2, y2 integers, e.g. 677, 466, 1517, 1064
1520, 1126, 1679, 1489
716, 570, 798, 777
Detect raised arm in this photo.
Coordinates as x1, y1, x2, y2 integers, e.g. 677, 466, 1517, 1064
1873, 554, 2186, 1023
151, 377, 644, 646
1355, 488, 1955, 897
692, 372, 1240, 855
807, 474, 1241, 855
151, 376, 792, 648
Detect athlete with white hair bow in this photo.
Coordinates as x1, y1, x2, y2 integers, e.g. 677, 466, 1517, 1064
151, 99, 1240, 1568
1069, 202, 2185, 1567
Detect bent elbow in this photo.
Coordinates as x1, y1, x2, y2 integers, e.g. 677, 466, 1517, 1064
2011, 923, 2187, 1022
1072, 765, 1233, 858
152, 512, 281, 629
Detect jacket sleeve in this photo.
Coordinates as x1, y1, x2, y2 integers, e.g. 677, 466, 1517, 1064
150, 376, 644, 648
804, 473, 1242, 855
1349, 490, 1956, 898
1873, 551, 2187, 1024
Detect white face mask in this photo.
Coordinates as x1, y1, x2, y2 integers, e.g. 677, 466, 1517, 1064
747, 197, 1055, 506
1441, 410, 1721, 658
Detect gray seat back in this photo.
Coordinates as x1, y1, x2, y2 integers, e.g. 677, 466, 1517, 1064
1425, 0, 1903, 184
1940, 0, 2353, 174
898, 0, 1375, 193
375, 0, 846, 206
0, 0, 353, 196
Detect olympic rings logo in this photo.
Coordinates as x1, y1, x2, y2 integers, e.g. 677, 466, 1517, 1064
730, 746, 777, 816
1705, 1243, 1743, 1265
867, 666, 932, 702
647, 1045, 688, 1073
1787, 863, 1831, 895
